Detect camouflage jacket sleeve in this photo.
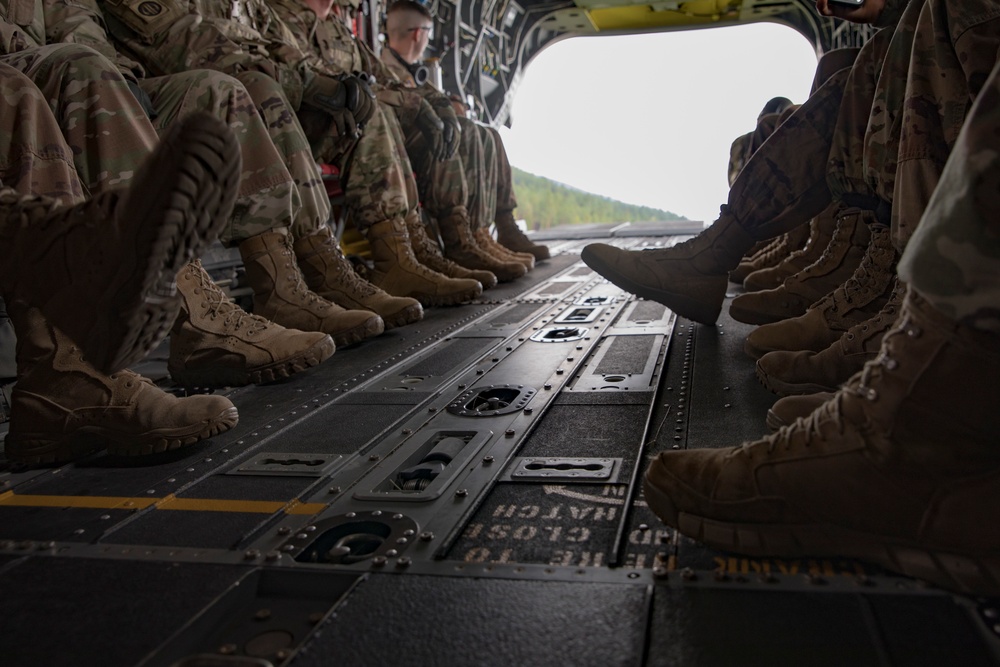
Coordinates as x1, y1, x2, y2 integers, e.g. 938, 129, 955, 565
96, 0, 310, 108
1, 0, 47, 54
42, 0, 144, 80
352, 39, 427, 123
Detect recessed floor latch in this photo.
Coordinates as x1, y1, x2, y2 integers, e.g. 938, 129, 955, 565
447, 384, 537, 417
530, 327, 589, 343
508, 457, 621, 483
574, 295, 616, 306
228, 452, 343, 477
554, 306, 601, 324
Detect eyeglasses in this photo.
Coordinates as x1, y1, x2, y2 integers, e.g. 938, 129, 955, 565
409, 26, 433, 35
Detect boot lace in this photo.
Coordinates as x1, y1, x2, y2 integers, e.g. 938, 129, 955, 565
763, 394, 844, 454
828, 226, 894, 313
276, 240, 331, 308
191, 265, 267, 335
852, 314, 913, 402
319, 234, 379, 298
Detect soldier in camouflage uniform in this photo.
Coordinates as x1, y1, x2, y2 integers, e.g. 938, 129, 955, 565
98, 0, 488, 301
265, 0, 527, 283
49, 0, 427, 339
640, 0, 1000, 597
382, 0, 549, 262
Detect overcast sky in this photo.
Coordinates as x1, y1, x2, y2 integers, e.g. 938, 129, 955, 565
497, 21, 819, 225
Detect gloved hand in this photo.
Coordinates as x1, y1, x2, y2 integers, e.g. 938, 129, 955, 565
303, 74, 377, 139
415, 98, 446, 159
431, 100, 461, 159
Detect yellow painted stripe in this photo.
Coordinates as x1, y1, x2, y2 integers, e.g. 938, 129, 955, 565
0, 492, 326, 515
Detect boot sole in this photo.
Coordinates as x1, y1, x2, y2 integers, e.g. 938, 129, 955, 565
580, 247, 722, 325
754, 360, 838, 397
78, 114, 241, 374
332, 315, 385, 347
410, 284, 483, 307
381, 303, 424, 329
5, 406, 239, 463
643, 475, 1000, 597
170, 335, 336, 388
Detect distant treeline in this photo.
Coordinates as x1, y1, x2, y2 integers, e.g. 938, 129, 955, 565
511, 167, 687, 230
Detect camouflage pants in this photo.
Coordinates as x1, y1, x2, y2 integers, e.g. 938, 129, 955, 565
725, 66, 848, 241
0, 43, 155, 196
469, 121, 498, 230
885, 0, 1000, 251
0, 65, 88, 383
401, 114, 469, 219
235, 72, 330, 242
140, 70, 327, 247
0, 63, 83, 203
732, 0, 999, 253
483, 124, 517, 217
899, 59, 1000, 334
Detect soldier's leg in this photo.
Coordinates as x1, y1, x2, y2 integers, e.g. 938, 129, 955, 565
141, 70, 381, 349
329, 103, 482, 305
1, 115, 243, 464
401, 117, 525, 282
453, 120, 535, 271
0, 63, 82, 203
0, 43, 157, 196
582, 65, 849, 324
642, 57, 1000, 598
752, 0, 1000, 391
486, 124, 551, 261
735, 18, 900, 335
0, 104, 241, 375
386, 118, 499, 289
234, 72, 422, 330
0, 64, 83, 421
136, 79, 336, 382
899, 59, 1000, 334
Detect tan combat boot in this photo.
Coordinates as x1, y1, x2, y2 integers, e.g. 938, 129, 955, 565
365, 218, 483, 306
168, 260, 336, 387
582, 207, 756, 325
4, 305, 237, 464
729, 208, 873, 325
474, 226, 535, 271
438, 209, 527, 283
494, 210, 550, 261
293, 226, 423, 329
764, 392, 834, 431
755, 278, 904, 396
0, 112, 241, 374
743, 224, 897, 358
405, 212, 498, 289
729, 223, 810, 285
743, 207, 837, 292
239, 229, 384, 347
643, 289, 1000, 596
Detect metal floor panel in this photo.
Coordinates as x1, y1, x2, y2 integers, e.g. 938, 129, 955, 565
1, 235, 998, 666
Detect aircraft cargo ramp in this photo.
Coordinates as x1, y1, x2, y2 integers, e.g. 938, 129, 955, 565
1, 223, 997, 666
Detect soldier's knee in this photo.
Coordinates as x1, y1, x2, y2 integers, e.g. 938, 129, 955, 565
34, 43, 120, 80
0, 64, 41, 100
